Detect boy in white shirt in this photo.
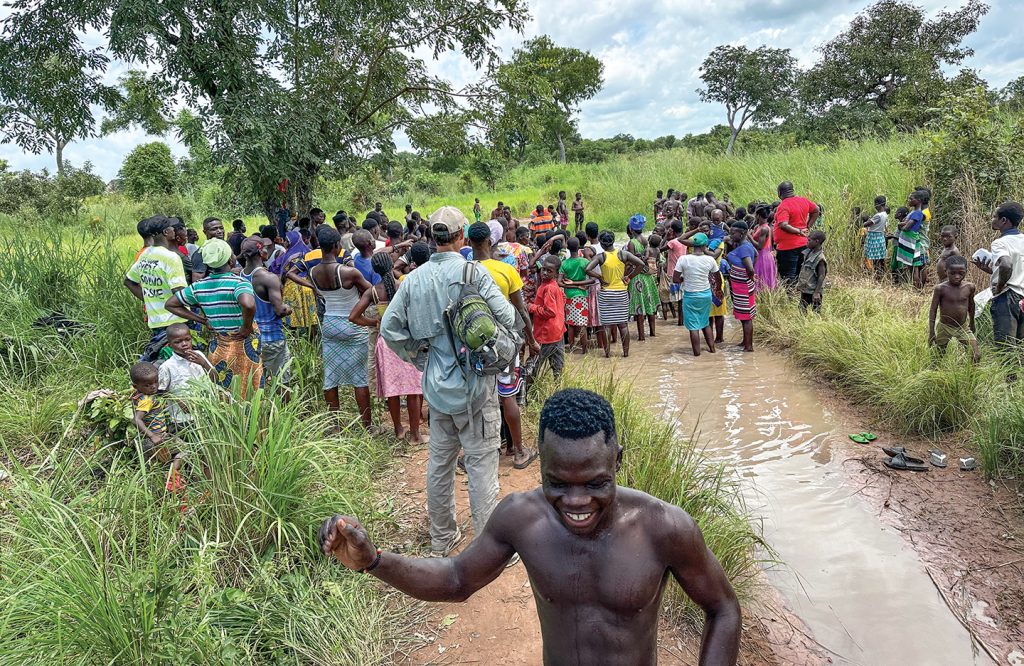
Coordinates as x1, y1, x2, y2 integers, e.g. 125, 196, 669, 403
158, 323, 215, 424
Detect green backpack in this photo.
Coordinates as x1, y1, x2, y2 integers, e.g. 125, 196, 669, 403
444, 262, 522, 376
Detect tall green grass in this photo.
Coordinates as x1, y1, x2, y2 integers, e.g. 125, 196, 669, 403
758, 281, 1024, 484
525, 366, 770, 625
364, 138, 922, 275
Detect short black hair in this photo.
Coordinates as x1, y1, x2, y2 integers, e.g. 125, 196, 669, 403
467, 221, 490, 243
996, 201, 1023, 227
232, 219, 245, 231
598, 230, 614, 247
386, 221, 404, 239
362, 218, 379, 231
946, 254, 968, 270
809, 229, 826, 242
670, 220, 683, 234
166, 322, 190, 338
874, 195, 887, 207
730, 221, 749, 232
137, 217, 154, 239
539, 388, 617, 447
129, 361, 158, 383
585, 222, 599, 239
259, 224, 276, 240
202, 216, 221, 230
310, 207, 324, 218
317, 224, 341, 249
410, 242, 431, 266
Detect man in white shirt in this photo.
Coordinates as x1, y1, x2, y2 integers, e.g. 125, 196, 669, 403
974, 201, 1024, 346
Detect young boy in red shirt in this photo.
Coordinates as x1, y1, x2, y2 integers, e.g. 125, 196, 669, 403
528, 255, 567, 379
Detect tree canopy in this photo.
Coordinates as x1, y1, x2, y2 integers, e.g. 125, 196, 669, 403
2, 0, 529, 217
0, 15, 121, 175
487, 36, 604, 162
798, 0, 988, 137
697, 45, 796, 155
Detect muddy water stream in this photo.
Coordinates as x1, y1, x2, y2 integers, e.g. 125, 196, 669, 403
610, 329, 990, 665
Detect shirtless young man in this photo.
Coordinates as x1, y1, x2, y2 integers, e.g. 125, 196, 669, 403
319, 389, 741, 666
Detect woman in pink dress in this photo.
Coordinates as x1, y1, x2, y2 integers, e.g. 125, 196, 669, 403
349, 252, 425, 443
751, 206, 778, 292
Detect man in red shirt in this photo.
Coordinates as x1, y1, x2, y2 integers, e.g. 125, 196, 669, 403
528, 255, 567, 379
773, 181, 819, 287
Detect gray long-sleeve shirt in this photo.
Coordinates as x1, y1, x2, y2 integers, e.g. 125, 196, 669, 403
380, 251, 515, 417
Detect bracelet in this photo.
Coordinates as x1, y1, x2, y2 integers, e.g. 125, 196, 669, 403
362, 548, 383, 574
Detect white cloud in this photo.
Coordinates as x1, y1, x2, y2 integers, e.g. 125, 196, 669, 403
2, 0, 1021, 179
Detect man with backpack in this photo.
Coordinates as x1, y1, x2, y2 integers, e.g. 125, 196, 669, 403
381, 206, 518, 557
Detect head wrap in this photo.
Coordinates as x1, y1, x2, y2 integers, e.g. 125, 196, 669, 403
691, 232, 709, 247
202, 238, 232, 269
487, 220, 505, 246
628, 214, 647, 232
269, 230, 309, 275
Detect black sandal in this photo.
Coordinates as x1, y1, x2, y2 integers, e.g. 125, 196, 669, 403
883, 451, 929, 472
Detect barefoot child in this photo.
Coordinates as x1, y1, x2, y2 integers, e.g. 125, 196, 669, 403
935, 225, 961, 284
929, 255, 980, 363
798, 230, 827, 312
130, 361, 177, 465
863, 196, 888, 280
572, 192, 585, 234
558, 236, 593, 354
528, 256, 567, 379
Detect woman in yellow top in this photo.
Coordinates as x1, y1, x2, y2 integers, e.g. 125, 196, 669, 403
585, 230, 645, 358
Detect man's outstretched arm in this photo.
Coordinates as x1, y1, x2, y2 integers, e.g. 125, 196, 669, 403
663, 507, 741, 666
319, 494, 522, 603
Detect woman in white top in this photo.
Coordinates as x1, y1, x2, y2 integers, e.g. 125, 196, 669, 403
672, 232, 720, 357
309, 226, 373, 425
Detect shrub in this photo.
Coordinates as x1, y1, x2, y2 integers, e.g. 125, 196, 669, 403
119, 141, 179, 199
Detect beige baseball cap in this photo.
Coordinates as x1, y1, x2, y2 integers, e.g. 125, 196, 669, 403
428, 206, 467, 236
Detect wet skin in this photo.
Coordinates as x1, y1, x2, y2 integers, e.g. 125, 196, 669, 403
320, 432, 740, 665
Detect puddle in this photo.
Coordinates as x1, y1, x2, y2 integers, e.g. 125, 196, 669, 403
610, 328, 993, 665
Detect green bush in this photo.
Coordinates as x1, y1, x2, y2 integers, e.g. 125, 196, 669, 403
119, 141, 179, 199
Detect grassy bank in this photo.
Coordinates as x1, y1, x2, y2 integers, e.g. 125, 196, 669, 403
758, 281, 1024, 483
0, 233, 422, 663
526, 366, 770, 624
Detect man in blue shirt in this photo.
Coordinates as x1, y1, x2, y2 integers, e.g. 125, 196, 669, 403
381, 206, 516, 556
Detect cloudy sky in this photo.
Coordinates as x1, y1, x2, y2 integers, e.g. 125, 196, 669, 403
2, 0, 1021, 180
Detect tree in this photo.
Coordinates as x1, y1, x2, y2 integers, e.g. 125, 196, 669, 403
1000, 76, 1024, 111
119, 142, 179, 199
799, 0, 988, 134
697, 45, 796, 155
0, 17, 121, 175
3, 0, 528, 221
488, 36, 603, 163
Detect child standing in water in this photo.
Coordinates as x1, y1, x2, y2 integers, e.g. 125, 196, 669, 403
929, 254, 979, 363
559, 236, 593, 354
934, 225, 962, 284
863, 195, 888, 280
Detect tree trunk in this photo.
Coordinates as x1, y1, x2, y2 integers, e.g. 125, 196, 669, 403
558, 134, 566, 163
725, 126, 739, 156
55, 140, 65, 176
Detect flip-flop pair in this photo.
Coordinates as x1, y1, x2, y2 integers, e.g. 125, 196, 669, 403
882, 448, 929, 472
849, 432, 878, 444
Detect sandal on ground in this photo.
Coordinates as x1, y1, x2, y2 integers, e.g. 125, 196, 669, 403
513, 448, 539, 470
860, 432, 878, 441
883, 451, 929, 472
881, 446, 925, 464
929, 449, 948, 468
959, 457, 977, 472
849, 434, 869, 444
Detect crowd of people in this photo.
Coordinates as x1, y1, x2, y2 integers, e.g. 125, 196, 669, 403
115, 184, 1024, 664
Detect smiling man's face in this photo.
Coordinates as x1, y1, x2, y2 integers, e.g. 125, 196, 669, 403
541, 430, 621, 537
